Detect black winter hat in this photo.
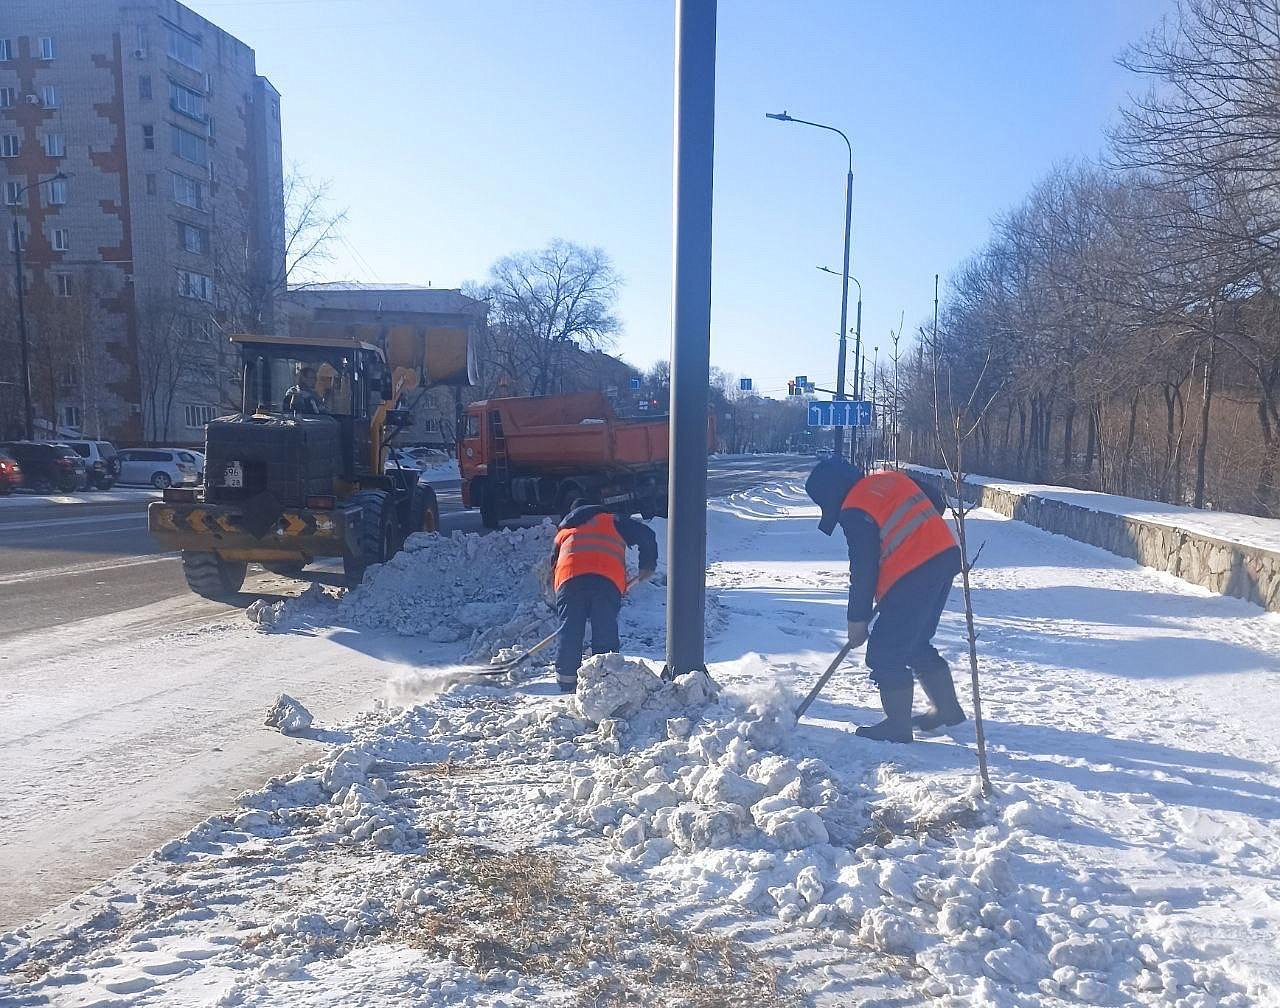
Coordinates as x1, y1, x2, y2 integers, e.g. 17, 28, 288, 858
804, 458, 864, 535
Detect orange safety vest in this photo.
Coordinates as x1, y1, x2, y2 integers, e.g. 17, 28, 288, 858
553, 513, 628, 594
843, 471, 955, 600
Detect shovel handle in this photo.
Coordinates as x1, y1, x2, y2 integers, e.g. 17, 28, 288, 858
795, 642, 854, 720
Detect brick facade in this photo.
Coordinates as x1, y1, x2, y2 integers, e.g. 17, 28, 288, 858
0, 0, 283, 444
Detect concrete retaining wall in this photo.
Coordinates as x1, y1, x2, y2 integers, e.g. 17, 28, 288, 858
905, 467, 1280, 612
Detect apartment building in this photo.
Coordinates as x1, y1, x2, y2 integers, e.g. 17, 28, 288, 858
0, 0, 283, 443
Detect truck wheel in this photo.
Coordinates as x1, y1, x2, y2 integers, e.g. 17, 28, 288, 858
346, 489, 397, 585
479, 484, 501, 530
182, 551, 248, 600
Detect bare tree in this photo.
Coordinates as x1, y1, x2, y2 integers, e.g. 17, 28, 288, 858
481, 240, 621, 397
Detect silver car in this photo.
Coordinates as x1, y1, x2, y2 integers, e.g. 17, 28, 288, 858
116, 448, 200, 489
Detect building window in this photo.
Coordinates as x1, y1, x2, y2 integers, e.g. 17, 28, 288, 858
55, 273, 71, 297
44, 133, 66, 157
142, 124, 154, 150
60, 405, 82, 429
170, 125, 207, 166
1, 134, 19, 158
139, 75, 152, 99
145, 172, 157, 196
167, 27, 202, 70
7, 226, 26, 252
4, 181, 20, 206
52, 228, 69, 252
40, 85, 58, 108
177, 269, 212, 301
48, 178, 67, 205
60, 362, 79, 388
184, 404, 217, 428
0, 40, 12, 62
172, 172, 203, 209
0, 87, 13, 109
169, 81, 205, 121
39, 37, 55, 61
179, 221, 208, 255
271, 99, 279, 121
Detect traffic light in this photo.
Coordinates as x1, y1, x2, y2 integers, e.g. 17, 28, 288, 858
787, 380, 796, 397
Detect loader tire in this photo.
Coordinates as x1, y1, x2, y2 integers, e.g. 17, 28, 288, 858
412, 484, 440, 535
345, 489, 397, 586
182, 551, 248, 600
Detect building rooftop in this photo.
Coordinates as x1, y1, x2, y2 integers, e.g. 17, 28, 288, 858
288, 283, 486, 317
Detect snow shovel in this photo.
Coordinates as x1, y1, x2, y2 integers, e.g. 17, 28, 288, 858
794, 642, 854, 720
472, 627, 560, 676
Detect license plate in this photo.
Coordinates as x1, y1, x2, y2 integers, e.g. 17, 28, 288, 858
224, 462, 244, 488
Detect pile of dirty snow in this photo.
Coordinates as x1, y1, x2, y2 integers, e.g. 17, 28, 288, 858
538, 655, 1257, 1007
339, 526, 558, 658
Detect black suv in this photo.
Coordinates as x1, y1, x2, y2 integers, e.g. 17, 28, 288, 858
0, 441, 89, 493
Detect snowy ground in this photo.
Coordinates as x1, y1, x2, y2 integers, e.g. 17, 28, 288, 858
4, 482, 1279, 1006
0, 488, 158, 509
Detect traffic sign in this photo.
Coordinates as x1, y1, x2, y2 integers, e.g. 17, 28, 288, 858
629, 377, 642, 390
739, 377, 752, 392
805, 400, 873, 428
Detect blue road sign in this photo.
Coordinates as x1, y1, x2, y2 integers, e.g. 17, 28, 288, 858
805, 400, 874, 428
629, 377, 642, 390
739, 377, 752, 392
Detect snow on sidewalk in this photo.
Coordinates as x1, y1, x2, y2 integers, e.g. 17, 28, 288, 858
3, 483, 1279, 1006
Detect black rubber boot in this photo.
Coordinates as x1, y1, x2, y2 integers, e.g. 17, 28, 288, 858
855, 686, 915, 744
913, 665, 966, 731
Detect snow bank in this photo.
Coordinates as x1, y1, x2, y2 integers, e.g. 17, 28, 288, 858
339, 525, 557, 658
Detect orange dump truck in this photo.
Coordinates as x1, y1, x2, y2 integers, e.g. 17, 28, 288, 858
459, 392, 678, 527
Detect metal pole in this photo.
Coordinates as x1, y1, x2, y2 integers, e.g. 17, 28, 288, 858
13, 216, 33, 440
665, 0, 716, 679
850, 290, 862, 464
833, 168, 852, 460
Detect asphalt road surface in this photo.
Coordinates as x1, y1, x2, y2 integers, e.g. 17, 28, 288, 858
0, 455, 812, 646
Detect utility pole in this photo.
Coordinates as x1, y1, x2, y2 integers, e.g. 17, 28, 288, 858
665, 0, 716, 679
11, 215, 33, 440
9, 172, 68, 441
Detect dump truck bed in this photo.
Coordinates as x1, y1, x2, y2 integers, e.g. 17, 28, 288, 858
479, 392, 668, 473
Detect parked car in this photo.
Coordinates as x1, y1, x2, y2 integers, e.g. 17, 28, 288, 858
116, 448, 200, 489
63, 439, 121, 490
186, 449, 205, 483
0, 441, 88, 493
0, 448, 23, 495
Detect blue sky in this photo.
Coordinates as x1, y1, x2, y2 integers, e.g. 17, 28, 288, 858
195, 0, 1173, 398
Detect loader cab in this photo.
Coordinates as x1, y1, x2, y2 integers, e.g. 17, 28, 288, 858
233, 335, 392, 482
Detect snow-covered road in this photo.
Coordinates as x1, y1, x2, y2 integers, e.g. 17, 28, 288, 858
4, 481, 1279, 1006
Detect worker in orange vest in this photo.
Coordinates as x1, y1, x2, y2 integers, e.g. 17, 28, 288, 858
550, 500, 658, 693
805, 458, 965, 743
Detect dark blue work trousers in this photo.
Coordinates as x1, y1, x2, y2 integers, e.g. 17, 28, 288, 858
554, 574, 621, 691
865, 564, 954, 691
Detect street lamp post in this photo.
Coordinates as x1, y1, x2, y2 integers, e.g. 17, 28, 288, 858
767, 111, 853, 458
9, 172, 68, 441
818, 265, 862, 462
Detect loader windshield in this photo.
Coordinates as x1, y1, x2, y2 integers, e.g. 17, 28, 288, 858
244, 351, 359, 417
